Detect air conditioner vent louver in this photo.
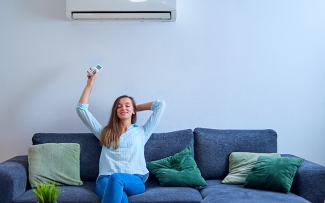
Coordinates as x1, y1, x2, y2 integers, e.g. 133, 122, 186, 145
71, 12, 171, 20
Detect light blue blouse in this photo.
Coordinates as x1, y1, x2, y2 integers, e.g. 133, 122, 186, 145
76, 100, 165, 178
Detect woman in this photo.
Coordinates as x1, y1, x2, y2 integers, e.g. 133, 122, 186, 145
76, 68, 165, 203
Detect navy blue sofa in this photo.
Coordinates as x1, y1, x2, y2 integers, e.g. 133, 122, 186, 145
1, 128, 325, 203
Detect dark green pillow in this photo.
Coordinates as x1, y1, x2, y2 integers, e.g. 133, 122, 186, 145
244, 156, 304, 193
147, 147, 207, 187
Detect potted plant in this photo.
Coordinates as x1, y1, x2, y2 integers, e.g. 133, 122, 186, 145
32, 182, 63, 203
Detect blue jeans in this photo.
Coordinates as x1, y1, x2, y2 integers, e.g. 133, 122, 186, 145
95, 173, 146, 203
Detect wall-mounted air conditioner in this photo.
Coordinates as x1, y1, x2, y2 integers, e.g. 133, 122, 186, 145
66, 0, 176, 22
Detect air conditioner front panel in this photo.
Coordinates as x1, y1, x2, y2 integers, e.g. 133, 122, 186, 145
66, 0, 176, 21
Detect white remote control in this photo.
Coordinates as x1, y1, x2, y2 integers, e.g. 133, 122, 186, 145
87, 64, 103, 76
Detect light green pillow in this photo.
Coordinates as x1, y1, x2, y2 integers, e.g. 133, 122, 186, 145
222, 152, 281, 184
147, 147, 207, 187
244, 156, 304, 193
28, 143, 83, 188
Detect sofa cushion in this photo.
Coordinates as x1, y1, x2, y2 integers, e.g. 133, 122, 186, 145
28, 143, 83, 187
147, 146, 206, 187
145, 129, 194, 181
14, 182, 101, 203
32, 133, 101, 181
222, 152, 281, 184
129, 181, 203, 203
14, 181, 202, 203
244, 156, 304, 193
200, 180, 310, 203
193, 128, 277, 180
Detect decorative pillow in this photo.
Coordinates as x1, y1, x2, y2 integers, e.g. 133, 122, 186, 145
244, 156, 304, 193
147, 146, 207, 187
222, 152, 281, 184
28, 143, 83, 188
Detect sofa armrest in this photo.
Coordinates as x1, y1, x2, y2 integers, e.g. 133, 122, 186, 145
0, 155, 29, 203
282, 154, 325, 203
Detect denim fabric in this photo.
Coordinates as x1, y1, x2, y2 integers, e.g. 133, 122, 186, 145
95, 173, 146, 203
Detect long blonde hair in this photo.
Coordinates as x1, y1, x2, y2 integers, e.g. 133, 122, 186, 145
100, 95, 137, 149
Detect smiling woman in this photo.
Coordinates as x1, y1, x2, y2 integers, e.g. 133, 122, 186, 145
76, 67, 166, 203
100, 95, 138, 150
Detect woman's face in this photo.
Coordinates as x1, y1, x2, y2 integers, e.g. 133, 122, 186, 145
116, 97, 135, 121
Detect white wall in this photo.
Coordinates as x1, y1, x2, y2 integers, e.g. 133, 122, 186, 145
1, 0, 325, 166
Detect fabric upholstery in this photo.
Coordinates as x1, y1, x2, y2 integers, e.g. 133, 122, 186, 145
147, 147, 206, 187
14, 182, 101, 203
32, 133, 101, 181
144, 129, 194, 181
193, 128, 277, 179
200, 180, 310, 203
129, 181, 203, 203
0, 156, 29, 203
14, 181, 203, 203
282, 154, 325, 203
1, 130, 324, 203
222, 152, 281, 184
244, 156, 304, 193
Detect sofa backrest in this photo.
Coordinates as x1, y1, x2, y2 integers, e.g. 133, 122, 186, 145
32, 133, 101, 181
32, 129, 194, 182
193, 128, 277, 180
145, 129, 194, 181
32, 129, 275, 182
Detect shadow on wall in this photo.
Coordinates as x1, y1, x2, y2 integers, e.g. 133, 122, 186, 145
19, 0, 66, 21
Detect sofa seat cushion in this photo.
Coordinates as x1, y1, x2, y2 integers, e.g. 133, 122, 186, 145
14, 181, 101, 203
200, 180, 310, 203
14, 181, 203, 203
129, 181, 203, 203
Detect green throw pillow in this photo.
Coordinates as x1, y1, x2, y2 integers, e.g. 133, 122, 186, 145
147, 147, 207, 187
222, 152, 281, 184
244, 156, 304, 193
28, 143, 83, 188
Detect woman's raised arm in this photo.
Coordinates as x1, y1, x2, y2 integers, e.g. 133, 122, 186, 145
76, 69, 102, 139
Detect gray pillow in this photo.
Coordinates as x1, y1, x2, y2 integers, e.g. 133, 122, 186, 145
28, 143, 83, 187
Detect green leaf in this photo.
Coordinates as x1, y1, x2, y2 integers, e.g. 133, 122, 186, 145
32, 182, 63, 203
